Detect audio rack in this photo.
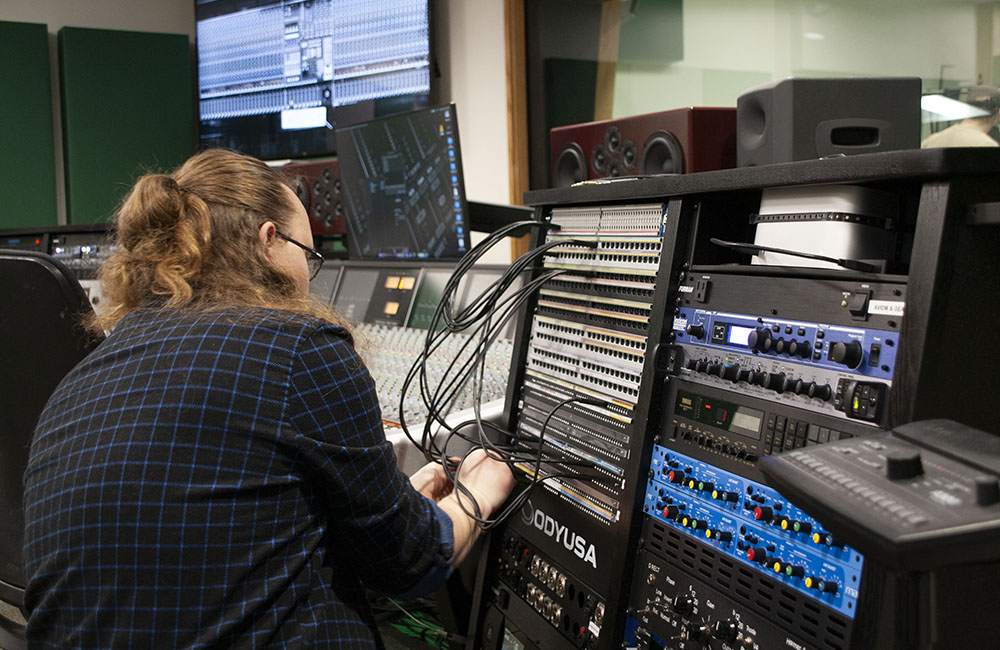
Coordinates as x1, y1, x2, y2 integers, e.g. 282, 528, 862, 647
469, 148, 1000, 650
468, 201, 687, 650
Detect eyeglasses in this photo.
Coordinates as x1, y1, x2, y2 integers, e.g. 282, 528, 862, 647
275, 230, 324, 281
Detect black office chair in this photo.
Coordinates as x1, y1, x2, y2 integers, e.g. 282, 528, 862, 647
0, 250, 104, 648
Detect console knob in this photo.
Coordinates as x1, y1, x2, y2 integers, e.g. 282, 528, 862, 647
975, 476, 1000, 506
707, 363, 724, 377
753, 506, 773, 521
809, 383, 833, 401
747, 327, 772, 352
774, 337, 788, 355
686, 323, 706, 339
829, 340, 864, 369
789, 339, 812, 358
689, 623, 713, 644
685, 358, 698, 370
794, 380, 815, 396
721, 364, 740, 382
886, 450, 924, 480
715, 619, 739, 643
695, 359, 709, 373
765, 372, 788, 393
668, 470, 686, 485
747, 547, 769, 563
673, 595, 695, 616
749, 370, 768, 386
737, 368, 752, 383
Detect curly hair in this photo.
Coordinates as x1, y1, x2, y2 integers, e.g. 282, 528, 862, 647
92, 148, 352, 334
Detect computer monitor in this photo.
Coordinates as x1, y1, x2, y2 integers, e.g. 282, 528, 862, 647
335, 104, 471, 260
195, 0, 434, 160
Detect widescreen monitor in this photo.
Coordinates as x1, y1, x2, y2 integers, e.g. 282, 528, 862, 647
335, 104, 470, 260
195, 0, 433, 160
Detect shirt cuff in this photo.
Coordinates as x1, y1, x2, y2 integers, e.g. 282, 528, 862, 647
394, 496, 455, 599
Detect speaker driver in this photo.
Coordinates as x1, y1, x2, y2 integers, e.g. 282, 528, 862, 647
622, 140, 637, 171
591, 143, 608, 174
640, 130, 685, 175
553, 143, 588, 188
607, 158, 623, 178
605, 125, 622, 155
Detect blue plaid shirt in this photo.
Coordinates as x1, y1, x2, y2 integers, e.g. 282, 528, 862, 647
23, 306, 453, 649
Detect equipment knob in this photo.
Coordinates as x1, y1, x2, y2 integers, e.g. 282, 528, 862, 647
886, 450, 924, 480
707, 363, 724, 377
747, 327, 772, 352
765, 372, 788, 393
975, 476, 1000, 506
829, 340, 864, 369
689, 623, 713, 644
668, 470, 686, 485
816, 579, 838, 595
686, 324, 706, 339
809, 383, 833, 401
795, 380, 815, 396
721, 364, 740, 382
748, 370, 767, 386
685, 358, 698, 370
747, 547, 769, 563
737, 368, 752, 383
774, 337, 788, 354
695, 359, 709, 373
714, 619, 739, 643
753, 506, 773, 521
673, 595, 695, 616
789, 339, 812, 358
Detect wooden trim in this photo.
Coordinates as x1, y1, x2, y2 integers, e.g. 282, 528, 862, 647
594, 0, 623, 120
504, 0, 531, 260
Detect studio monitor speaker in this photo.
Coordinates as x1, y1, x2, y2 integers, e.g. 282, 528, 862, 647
281, 158, 345, 236
549, 107, 737, 188
736, 77, 921, 167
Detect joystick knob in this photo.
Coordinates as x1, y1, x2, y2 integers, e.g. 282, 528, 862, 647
886, 450, 924, 480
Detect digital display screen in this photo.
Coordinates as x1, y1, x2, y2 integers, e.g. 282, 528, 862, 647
309, 266, 340, 304
406, 268, 450, 330
195, 0, 432, 160
331, 267, 380, 324
730, 409, 763, 437
674, 389, 764, 440
336, 104, 470, 260
726, 324, 754, 347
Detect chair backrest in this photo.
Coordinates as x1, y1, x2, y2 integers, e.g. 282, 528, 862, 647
0, 250, 104, 630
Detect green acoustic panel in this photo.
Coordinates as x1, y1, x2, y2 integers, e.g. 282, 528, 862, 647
59, 27, 194, 224
0, 21, 58, 229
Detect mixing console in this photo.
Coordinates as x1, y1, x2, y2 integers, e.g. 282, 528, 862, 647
357, 323, 513, 427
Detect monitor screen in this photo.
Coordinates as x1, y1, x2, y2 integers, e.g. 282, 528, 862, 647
195, 0, 433, 160
335, 104, 470, 260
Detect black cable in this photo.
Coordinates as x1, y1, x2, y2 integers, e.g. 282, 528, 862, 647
392, 216, 605, 530
709, 237, 879, 273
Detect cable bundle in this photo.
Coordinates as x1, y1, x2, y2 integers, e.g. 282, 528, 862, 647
396, 218, 603, 530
